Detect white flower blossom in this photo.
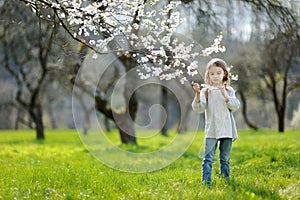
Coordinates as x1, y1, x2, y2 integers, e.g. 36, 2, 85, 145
231, 75, 239, 81
151, 49, 166, 57
25, 0, 229, 84
138, 72, 151, 80
226, 65, 238, 81
152, 67, 163, 77
140, 56, 149, 63
92, 53, 98, 59
89, 40, 96, 45
201, 33, 226, 56
160, 36, 171, 46
180, 77, 187, 84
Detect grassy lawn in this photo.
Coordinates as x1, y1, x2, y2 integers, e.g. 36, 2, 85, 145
0, 129, 299, 199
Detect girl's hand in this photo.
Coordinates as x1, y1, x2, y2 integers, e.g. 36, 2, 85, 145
219, 85, 230, 103
192, 83, 201, 94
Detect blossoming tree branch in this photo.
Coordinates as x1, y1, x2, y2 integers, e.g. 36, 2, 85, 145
20, 0, 226, 84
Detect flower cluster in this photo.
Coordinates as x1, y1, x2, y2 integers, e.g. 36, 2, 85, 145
227, 65, 239, 81
24, 0, 226, 84
201, 34, 226, 56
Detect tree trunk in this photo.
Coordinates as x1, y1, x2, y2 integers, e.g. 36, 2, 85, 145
104, 117, 111, 132
83, 112, 90, 135
29, 104, 45, 140
14, 109, 22, 130
117, 113, 137, 144
239, 91, 258, 130
94, 55, 138, 144
48, 102, 57, 129
278, 111, 285, 132
177, 104, 190, 134
121, 56, 138, 143
95, 92, 137, 144
270, 78, 286, 133
161, 86, 168, 136
35, 120, 45, 140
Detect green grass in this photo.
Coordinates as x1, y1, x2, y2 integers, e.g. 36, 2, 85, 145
0, 129, 299, 199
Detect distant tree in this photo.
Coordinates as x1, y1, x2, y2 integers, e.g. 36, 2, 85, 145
0, 1, 66, 139
291, 102, 300, 129
224, 0, 300, 131
0, 81, 16, 129
241, 0, 300, 132
260, 32, 300, 132
73, 89, 94, 135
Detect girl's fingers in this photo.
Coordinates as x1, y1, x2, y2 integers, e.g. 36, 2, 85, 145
193, 84, 200, 91
192, 84, 200, 94
193, 83, 199, 88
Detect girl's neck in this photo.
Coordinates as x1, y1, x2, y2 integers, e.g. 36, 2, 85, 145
211, 83, 223, 87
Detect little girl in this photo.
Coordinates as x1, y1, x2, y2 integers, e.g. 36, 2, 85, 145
192, 58, 240, 186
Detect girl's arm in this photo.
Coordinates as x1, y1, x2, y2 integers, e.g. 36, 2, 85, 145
225, 87, 240, 112
191, 88, 207, 113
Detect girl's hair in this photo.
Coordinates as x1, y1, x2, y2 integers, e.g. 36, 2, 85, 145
204, 58, 230, 87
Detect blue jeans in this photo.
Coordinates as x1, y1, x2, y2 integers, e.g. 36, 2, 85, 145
202, 138, 232, 185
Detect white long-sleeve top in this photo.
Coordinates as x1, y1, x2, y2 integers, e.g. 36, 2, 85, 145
192, 86, 240, 141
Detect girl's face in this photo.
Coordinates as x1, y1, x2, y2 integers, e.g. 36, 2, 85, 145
208, 65, 225, 86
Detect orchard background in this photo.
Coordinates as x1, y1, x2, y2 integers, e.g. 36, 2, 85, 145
0, 0, 300, 199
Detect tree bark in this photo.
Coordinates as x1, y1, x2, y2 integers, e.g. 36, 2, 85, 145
120, 56, 138, 143
29, 104, 45, 140
95, 95, 137, 144
14, 109, 22, 130
116, 113, 137, 144
278, 110, 285, 133
161, 86, 168, 136
48, 101, 57, 129
83, 112, 90, 135
93, 55, 138, 144
238, 91, 258, 130
177, 104, 190, 134
104, 117, 111, 132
